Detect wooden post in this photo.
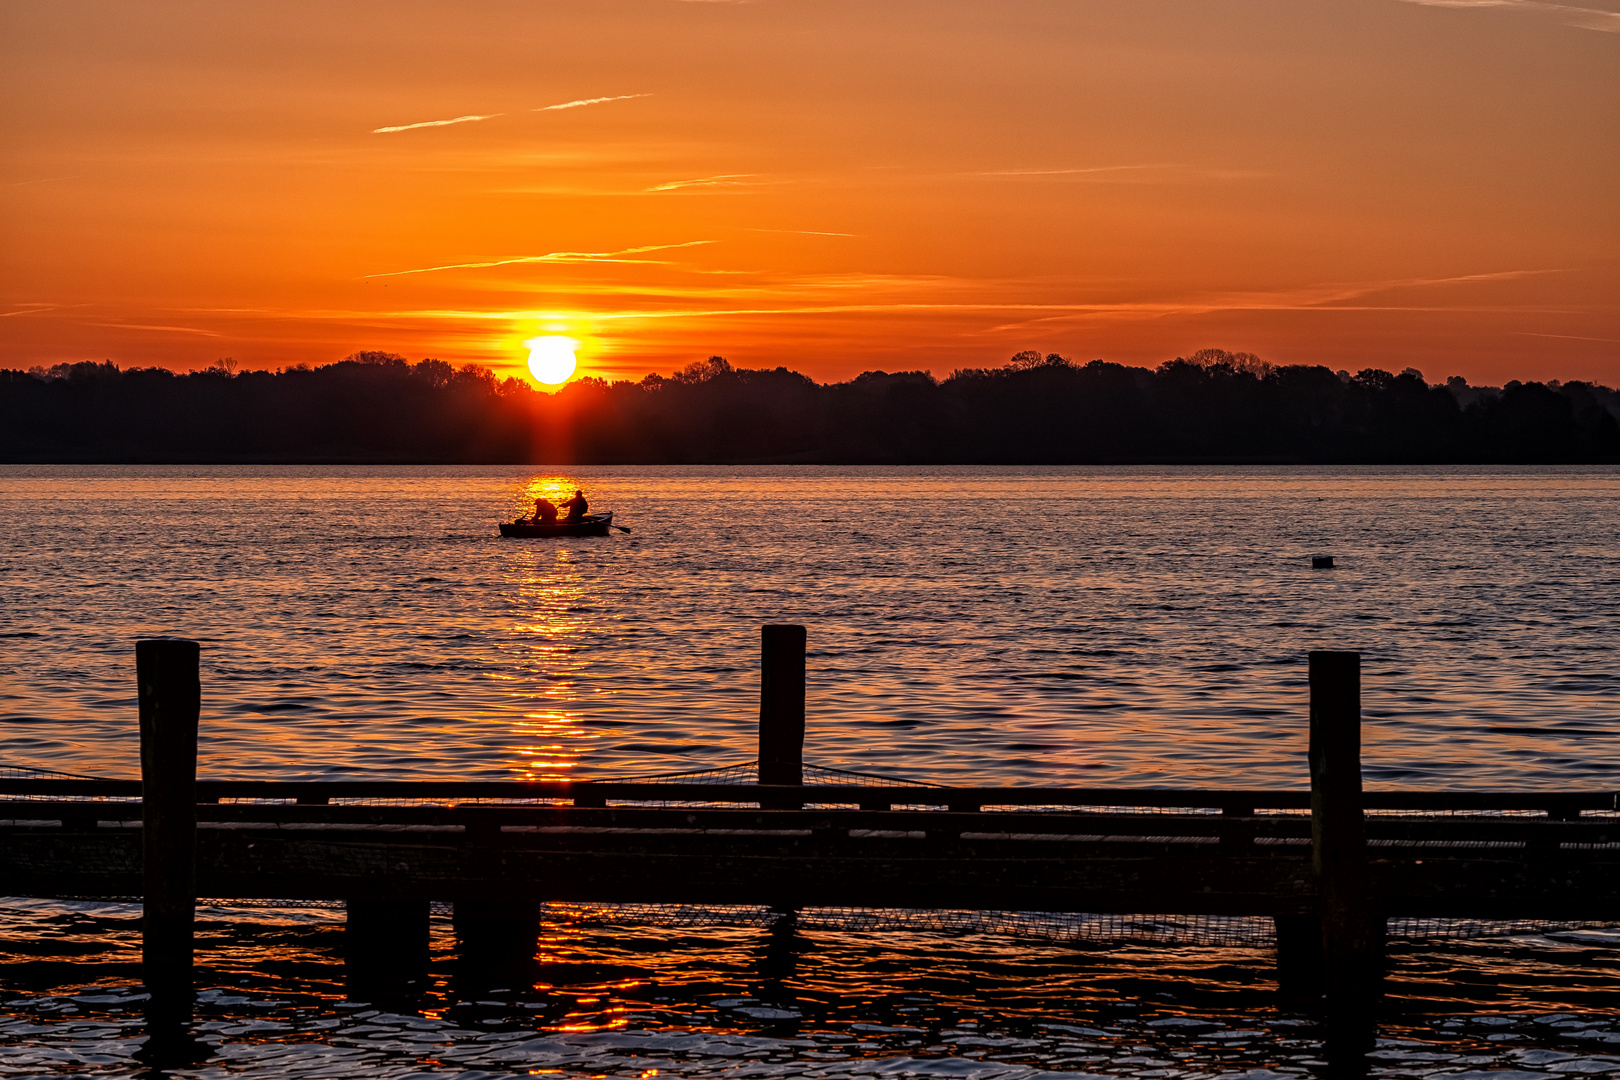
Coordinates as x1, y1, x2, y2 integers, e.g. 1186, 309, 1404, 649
1309, 650, 1382, 1049
137, 638, 200, 1031
758, 624, 806, 786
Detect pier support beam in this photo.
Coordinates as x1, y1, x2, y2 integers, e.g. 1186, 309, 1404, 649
345, 898, 431, 999
137, 638, 200, 1039
1274, 913, 1325, 1000
1309, 650, 1383, 1051
455, 899, 540, 980
757, 907, 810, 987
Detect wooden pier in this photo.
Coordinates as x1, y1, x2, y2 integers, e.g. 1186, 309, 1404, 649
2, 629, 1616, 1052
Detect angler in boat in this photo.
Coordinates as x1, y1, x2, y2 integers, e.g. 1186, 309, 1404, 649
562, 489, 588, 521
500, 488, 623, 537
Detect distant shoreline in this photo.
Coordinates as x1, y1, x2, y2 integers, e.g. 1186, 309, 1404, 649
6, 455, 1620, 465
6, 352, 1618, 465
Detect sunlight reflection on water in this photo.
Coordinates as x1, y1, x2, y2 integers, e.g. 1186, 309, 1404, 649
507, 539, 599, 780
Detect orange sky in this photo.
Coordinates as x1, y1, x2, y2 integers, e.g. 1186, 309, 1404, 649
3, 0, 1617, 387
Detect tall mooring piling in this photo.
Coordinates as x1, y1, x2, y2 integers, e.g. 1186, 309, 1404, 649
136, 638, 200, 1032
1309, 650, 1381, 1048
757, 623, 807, 785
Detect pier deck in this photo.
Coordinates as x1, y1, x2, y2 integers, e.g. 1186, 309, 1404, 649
2, 782, 1616, 918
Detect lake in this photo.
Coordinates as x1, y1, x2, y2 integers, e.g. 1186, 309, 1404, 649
1, 465, 1617, 1078
3, 464, 1618, 787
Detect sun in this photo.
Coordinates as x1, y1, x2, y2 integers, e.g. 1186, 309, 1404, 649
525, 336, 578, 385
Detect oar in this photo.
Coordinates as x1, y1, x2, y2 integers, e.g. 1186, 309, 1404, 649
611, 523, 632, 533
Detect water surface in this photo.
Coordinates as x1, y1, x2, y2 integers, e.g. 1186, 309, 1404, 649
2, 465, 1616, 788
2, 465, 1618, 1079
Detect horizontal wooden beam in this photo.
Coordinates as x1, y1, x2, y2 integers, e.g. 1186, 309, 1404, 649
2, 778, 1614, 813
4, 802, 1615, 846
3, 820, 1614, 919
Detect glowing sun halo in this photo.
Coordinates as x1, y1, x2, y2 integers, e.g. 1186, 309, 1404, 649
525, 336, 578, 385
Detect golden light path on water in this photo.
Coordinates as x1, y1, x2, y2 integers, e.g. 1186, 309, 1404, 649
508, 480, 599, 780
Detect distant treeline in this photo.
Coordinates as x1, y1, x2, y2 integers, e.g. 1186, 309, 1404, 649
4, 349, 1618, 464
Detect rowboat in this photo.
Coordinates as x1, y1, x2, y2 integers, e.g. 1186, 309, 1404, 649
499, 511, 614, 538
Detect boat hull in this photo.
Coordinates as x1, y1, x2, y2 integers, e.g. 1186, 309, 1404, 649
499, 512, 613, 538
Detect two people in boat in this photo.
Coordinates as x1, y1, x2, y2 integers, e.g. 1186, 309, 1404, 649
529, 489, 589, 524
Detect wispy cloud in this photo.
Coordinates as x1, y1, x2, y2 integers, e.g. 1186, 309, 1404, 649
341, 293, 1596, 330
1394, 0, 1620, 32
92, 322, 222, 336
648, 174, 763, 192
372, 94, 647, 135
738, 227, 857, 237
291, 264, 1586, 343
366, 241, 715, 279
534, 94, 651, 111
980, 269, 1576, 333
373, 113, 502, 134
975, 165, 1179, 177
971, 164, 1274, 183
1511, 331, 1620, 343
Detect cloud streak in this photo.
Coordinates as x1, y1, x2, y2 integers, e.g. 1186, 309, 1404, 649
738, 227, 857, 237
534, 94, 651, 111
1511, 331, 1620, 343
366, 241, 714, 279
1394, 0, 1620, 32
373, 113, 501, 134
971, 164, 1274, 183
92, 322, 223, 336
648, 174, 762, 191
980, 269, 1576, 332
272, 265, 1588, 353
975, 164, 1179, 177
340, 294, 1596, 331
373, 94, 647, 134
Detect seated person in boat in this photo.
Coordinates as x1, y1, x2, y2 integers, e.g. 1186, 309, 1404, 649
530, 496, 559, 524
562, 489, 589, 521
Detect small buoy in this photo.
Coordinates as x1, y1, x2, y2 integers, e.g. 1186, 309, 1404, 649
1312, 555, 1334, 569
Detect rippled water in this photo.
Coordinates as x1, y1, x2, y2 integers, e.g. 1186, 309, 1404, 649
2, 465, 1617, 787
2, 465, 1618, 1077
0, 898, 1617, 1079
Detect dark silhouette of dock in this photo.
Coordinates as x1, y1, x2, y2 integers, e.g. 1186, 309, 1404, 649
1, 629, 1615, 1064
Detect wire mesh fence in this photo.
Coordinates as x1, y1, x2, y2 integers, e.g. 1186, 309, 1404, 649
37, 897, 1612, 947
8, 762, 1617, 944
535, 903, 1618, 945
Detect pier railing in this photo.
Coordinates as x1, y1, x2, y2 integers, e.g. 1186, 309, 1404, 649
5, 776, 1615, 813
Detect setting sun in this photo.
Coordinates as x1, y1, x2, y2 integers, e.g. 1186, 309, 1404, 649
525, 337, 578, 386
